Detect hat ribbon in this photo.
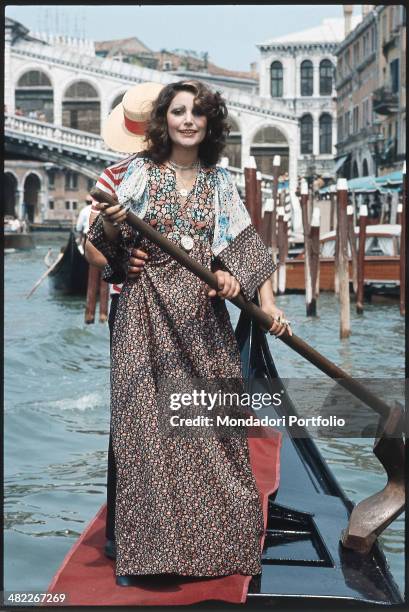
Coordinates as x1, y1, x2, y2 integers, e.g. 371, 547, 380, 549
124, 114, 146, 136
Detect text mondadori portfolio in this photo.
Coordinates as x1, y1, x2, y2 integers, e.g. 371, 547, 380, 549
169, 415, 346, 427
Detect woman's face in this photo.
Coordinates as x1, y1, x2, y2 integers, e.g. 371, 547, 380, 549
166, 91, 207, 150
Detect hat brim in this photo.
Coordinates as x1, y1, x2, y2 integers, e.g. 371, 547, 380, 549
102, 102, 148, 154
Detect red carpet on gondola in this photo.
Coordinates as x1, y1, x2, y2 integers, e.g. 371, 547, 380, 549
47, 428, 281, 606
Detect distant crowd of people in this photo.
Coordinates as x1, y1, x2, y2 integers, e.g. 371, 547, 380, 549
14, 106, 47, 122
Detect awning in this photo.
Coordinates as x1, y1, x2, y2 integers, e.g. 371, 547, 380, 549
375, 170, 403, 187
334, 154, 349, 173
347, 176, 379, 192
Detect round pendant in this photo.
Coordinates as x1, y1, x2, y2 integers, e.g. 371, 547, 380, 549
179, 188, 188, 197
181, 235, 194, 252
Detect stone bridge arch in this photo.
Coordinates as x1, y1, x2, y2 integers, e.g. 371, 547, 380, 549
250, 123, 289, 176
23, 171, 42, 222
4, 171, 19, 217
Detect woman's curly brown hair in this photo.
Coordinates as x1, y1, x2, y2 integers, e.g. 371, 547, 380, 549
144, 80, 230, 166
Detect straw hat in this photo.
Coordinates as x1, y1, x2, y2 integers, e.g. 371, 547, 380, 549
102, 82, 164, 153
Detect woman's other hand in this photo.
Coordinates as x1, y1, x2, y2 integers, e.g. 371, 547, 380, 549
261, 303, 293, 337
127, 248, 149, 280
207, 270, 241, 300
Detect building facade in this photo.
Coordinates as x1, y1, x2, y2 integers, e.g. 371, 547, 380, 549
335, 5, 406, 178
5, 16, 301, 224
373, 4, 406, 174
335, 7, 378, 178
257, 16, 361, 182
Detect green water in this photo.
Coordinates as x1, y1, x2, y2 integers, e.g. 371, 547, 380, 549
4, 234, 405, 597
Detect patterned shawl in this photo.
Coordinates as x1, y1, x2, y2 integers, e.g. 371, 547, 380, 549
116, 157, 251, 257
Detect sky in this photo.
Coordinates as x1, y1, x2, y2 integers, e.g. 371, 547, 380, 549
5, 4, 350, 71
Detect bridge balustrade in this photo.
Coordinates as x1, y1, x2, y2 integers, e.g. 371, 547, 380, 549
5, 113, 280, 201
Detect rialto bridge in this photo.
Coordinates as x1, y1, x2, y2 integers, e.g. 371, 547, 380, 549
4, 18, 302, 228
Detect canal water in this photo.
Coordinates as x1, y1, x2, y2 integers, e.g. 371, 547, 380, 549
4, 234, 405, 597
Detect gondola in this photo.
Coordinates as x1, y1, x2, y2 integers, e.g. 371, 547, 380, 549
236, 311, 402, 606
48, 231, 89, 296
47, 309, 403, 606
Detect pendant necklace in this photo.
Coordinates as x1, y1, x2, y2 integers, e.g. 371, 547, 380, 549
166, 160, 201, 252
169, 160, 200, 198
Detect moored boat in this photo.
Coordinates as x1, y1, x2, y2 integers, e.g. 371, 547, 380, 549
4, 232, 35, 250
46, 309, 403, 606
286, 224, 400, 294
48, 231, 89, 295
29, 220, 73, 232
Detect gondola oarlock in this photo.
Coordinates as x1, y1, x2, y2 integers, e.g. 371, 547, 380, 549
90, 186, 405, 553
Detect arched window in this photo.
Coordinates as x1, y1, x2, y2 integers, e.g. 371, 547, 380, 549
320, 59, 334, 95
352, 161, 359, 178
319, 114, 332, 154
250, 125, 289, 175
300, 114, 313, 154
18, 71, 51, 87
15, 70, 54, 122
62, 80, 100, 134
300, 60, 313, 96
362, 159, 369, 176
270, 61, 283, 97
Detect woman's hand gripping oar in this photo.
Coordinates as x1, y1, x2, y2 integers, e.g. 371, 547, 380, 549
90, 187, 397, 422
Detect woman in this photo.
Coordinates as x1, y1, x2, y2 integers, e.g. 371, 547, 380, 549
88, 80, 291, 581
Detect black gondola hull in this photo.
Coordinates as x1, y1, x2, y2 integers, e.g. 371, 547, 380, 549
48, 232, 89, 296
235, 310, 403, 605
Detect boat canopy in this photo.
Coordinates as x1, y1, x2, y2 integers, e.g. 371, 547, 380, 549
319, 171, 403, 196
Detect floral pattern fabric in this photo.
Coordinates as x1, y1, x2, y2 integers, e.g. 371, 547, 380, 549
87, 160, 275, 577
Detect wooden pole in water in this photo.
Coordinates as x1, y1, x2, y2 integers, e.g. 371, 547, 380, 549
283, 211, 289, 290
255, 170, 263, 234
347, 203, 358, 296
271, 156, 280, 293
396, 202, 402, 226
261, 195, 273, 248
99, 278, 109, 323
244, 156, 258, 224
329, 184, 336, 232
334, 185, 341, 295
310, 207, 320, 313
283, 189, 292, 230
356, 203, 368, 314
277, 203, 286, 294
400, 162, 406, 316
85, 265, 100, 324
337, 178, 350, 338
301, 179, 314, 316
254, 170, 263, 234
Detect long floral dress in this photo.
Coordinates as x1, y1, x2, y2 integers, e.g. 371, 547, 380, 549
88, 159, 276, 577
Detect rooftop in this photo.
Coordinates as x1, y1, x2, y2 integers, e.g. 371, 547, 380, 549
258, 16, 363, 47
95, 36, 152, 56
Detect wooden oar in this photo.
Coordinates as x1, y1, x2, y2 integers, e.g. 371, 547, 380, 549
26, 252, 64, 299
90, 188, 398, 421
